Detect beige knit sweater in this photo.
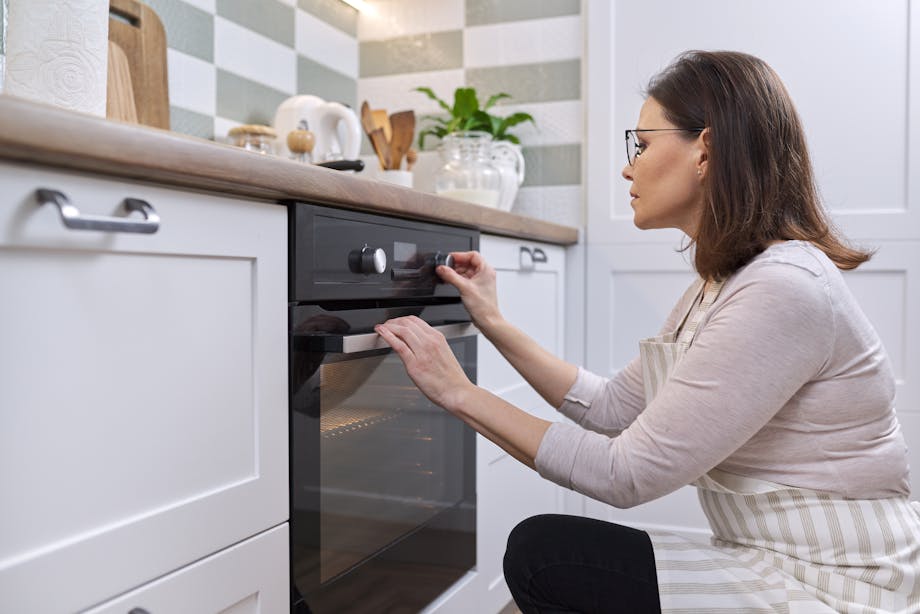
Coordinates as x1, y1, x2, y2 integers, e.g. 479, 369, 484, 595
535, 241, 910, 508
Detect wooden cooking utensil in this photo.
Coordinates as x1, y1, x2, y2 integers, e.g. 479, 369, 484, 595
406, 148, 418, 172
387, 110, 415, 171
371, 109, 392, 142
107, 0, 169, 129
106, 40, 138, 123
367, 127, 390, 170
360, 101, 376, 136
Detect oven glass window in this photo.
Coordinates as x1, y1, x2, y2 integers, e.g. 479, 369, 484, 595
312, 341, 471, 583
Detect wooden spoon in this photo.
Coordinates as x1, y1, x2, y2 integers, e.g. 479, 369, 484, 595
387, 110, 415, 170
360, 101, 376, 136
371, 109, 392, 142
367, 127, 390, 170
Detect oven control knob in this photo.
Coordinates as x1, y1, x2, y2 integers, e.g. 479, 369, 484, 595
434, 252, 454, 269
349, 246, 387, 274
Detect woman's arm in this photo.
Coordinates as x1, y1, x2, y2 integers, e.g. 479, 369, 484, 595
438, 252, 579, 409
375, 316, 551, 467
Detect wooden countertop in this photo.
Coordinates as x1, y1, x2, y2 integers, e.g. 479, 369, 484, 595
0, 96, 578, 245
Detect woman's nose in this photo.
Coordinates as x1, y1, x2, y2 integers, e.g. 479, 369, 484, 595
621, 163, 633, 180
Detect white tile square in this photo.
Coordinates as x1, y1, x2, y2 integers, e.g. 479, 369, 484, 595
498, 100, 583, 148
358, 0, 463, 41
167, 48, 217, 116
464, 15, 582, 68
357, 69, 464, 117
215, 16, 296, 94
296, 9, 359, 78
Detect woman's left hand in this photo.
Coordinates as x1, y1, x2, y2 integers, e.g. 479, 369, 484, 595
375, 316, 475, 411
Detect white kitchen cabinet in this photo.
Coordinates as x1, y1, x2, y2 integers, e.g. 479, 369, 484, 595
0, 162, 289, 613
424, 234, 566, 614
84, 524, 289, 614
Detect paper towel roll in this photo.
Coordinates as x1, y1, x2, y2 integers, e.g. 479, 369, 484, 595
3, 0, 109, 116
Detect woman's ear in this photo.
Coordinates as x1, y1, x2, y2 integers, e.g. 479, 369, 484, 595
696, 127, 711, 175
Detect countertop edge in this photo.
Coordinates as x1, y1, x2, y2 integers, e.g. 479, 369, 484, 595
0, 96, 579, 245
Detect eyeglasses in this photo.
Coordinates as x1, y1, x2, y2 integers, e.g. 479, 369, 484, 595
625, 128, 705, 166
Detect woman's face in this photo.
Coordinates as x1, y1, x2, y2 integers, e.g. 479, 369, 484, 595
621, 97, 706, 236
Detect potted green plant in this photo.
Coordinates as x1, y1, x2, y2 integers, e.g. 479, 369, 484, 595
414, 86, 533, 211
413, 86, 535, 149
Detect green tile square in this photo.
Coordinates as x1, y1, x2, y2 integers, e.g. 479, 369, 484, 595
218, 0, 295, 47
217, 68, 290, 125
360, 31, 462, 78
298, 0, 358, 37
145, 0, 214, 62
466, 0, 580, 26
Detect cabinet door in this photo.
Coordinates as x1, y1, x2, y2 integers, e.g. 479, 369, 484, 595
475, 235, 566, 611
83, 524, 289, 614
0, 163, 288, 613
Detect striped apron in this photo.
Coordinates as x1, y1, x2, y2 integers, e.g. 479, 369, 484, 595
639, 279, 920, 613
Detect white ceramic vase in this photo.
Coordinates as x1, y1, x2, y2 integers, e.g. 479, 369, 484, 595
491, 141, 525, 212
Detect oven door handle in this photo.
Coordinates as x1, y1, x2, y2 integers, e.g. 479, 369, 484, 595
296, 322, 479, 353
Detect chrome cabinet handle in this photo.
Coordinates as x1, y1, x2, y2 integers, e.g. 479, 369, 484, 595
520, 246, 534, 270
520, 246, 548, 271
36, 188, 160, 234
297, 322, 479, 353
128, 609, 151, 614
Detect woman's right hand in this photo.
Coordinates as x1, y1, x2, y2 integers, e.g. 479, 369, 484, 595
437, 251, 503, 332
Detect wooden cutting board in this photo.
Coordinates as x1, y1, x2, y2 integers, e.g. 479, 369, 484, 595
107, 0, 169, 129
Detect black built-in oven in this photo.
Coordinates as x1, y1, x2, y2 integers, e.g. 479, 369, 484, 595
288, 204, 478, 613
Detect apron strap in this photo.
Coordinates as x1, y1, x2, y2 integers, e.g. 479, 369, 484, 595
677, 280, 724, 351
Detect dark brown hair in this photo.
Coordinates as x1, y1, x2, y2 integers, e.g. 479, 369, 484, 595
646, 50, 871, 280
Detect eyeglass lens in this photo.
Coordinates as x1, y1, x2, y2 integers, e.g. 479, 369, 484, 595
625, 131, 638, 166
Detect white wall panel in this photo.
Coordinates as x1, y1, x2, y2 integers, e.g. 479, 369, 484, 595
585, 243, 696, 374
843, 241, 920, 410
588, 0, 917, 243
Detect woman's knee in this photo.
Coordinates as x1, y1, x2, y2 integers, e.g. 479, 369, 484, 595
503, 515, 562, 580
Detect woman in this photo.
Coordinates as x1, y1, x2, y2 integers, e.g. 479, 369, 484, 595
375, 51, 920, 613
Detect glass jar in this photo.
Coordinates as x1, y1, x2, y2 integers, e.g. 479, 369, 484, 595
227, 124, 277, 154
434, 131, 502, 208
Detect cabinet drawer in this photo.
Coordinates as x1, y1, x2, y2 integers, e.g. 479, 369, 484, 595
0, 163, 288, 613
83, 524, 289, 614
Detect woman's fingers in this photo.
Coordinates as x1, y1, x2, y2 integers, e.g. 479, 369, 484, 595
375, 316, 471, 409
447, 251, 485, 277
374, 322, 413, 360
436, 263, 470, 289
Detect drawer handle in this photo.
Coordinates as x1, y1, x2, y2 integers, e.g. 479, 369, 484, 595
519, 246, 548, 271
128, 609, 151, 614
36, 188, 160, 234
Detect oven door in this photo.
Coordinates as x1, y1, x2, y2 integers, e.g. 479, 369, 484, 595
290, 321, 476, 613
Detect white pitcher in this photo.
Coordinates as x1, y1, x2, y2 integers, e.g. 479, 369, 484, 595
273, 95, 361, 162
491, 141, 526, 212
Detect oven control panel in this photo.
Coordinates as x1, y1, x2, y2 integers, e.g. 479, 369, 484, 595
290, 203, 479, 302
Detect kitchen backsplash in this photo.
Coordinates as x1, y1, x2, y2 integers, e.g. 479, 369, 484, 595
0, 0, 583, 226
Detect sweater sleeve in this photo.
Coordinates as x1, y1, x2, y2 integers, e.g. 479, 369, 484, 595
535, 262, 834, 508
555, 279, 703, 435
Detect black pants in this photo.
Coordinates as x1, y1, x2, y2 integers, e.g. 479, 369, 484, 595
503, 514, 662, 614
